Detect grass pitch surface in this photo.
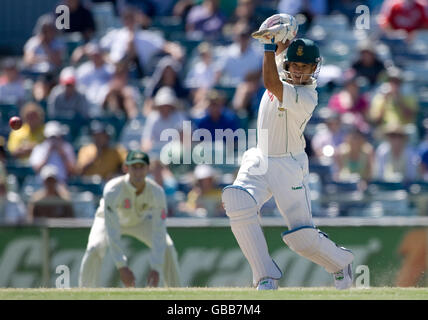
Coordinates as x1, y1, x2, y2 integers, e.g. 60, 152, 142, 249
0, 287, 427, 300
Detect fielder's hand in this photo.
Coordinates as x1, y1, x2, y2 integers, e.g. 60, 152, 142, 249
119, 266, 136, 288
252, 13, 298, 44
147, 270, 160, 287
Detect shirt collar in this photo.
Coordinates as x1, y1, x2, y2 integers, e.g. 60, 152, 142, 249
124, 174, 148, 195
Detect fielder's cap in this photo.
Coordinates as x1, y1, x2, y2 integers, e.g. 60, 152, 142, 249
44, 121, 68, 138
154, 86, 178, 108
286, 38, 321, 64
59, 66, 76, 85
40, 164, 59, 180
125, 150, 150, 166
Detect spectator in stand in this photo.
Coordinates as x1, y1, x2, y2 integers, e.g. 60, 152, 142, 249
28, 164, 74, 220
47, 66, 90, 119
214, 20, 263, 87
143, 56, 187, 116
379, 0, 428, 35
370, 67, 419, 129
76, 120, 127, 181
329, 0, 363, 24
417, 125, 428, 180
121, 0, 160, 27
185, 42, 217, 108
0, 137, 7, 183
185, 0, 227, 40
101, 62, 140, 119
141, 87, 187, 154
277, 0, 327, 31
231, 69, 264, 123
147, 156, 178, 199
57, 0, 96, 42
225, 0, 266, 32
373, 123, 420, 182
311, 109, 348, 160
334, 128, 375, 184
327, 69, 371, 133
29, 121, 76, 183
31, 72, 57, 105
351, 42, 387, 87
0, 58, 26, 106
420, 148, 428, 181
178, 164, 224, 217
193, 89, 240, 138
23, 14, 65, 74
0, 177, 27, 224
7, 102, 46, 162
74, 42, 115, 112
100, 5, 183, 77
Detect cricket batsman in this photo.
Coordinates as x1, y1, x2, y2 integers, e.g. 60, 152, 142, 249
79, 151, 181, 288
222, 14, 354, 290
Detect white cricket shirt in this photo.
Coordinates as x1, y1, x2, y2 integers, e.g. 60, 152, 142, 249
96, 174, 168, 271
257, 80, 318, 156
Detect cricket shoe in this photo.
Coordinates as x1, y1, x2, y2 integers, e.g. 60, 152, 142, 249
256, 278, 278, 290
333, 263, 353, 290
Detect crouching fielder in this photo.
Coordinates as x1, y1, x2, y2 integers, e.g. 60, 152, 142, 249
222, 14, 353, 290
79, 151, 181, 288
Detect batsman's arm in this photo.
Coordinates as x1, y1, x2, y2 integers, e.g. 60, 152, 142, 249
263, 46, 283, 103
262, 41, 290, 103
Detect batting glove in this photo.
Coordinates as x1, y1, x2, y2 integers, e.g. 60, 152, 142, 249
252, 14, 298, 44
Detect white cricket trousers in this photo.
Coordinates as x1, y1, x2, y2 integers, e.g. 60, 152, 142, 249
235, 148, 313, 229
79, 216, 181, 287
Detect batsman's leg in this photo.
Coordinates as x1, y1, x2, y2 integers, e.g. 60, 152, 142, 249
269, 153, 354, 288
79, 217, 108, 288
222, 185, 282, 287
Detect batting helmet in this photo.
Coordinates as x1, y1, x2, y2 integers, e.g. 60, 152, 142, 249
282, 38, 322, 84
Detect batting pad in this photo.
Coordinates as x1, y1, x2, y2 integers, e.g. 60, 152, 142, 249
282, 226, 354, 273
222, 186, 282, 285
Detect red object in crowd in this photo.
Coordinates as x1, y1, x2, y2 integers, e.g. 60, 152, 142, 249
9, 116, 22, 130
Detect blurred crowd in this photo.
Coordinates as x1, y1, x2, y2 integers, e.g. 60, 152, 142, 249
1, 0, 428, 223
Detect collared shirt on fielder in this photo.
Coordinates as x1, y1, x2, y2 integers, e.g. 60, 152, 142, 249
97, 174, 168, 272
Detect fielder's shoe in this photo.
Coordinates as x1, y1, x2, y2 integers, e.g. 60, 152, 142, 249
333, 263, 353, 290
256, 278, 278, 290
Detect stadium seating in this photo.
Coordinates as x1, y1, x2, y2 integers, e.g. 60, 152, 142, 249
3, 1, 428, 220
71, 191, 97, 218
119, 116, 145, 151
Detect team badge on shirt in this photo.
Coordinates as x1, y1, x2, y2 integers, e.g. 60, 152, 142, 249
124, 198, 131, 209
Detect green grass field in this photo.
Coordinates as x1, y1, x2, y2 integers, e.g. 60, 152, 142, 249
0, 287, 427, 300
